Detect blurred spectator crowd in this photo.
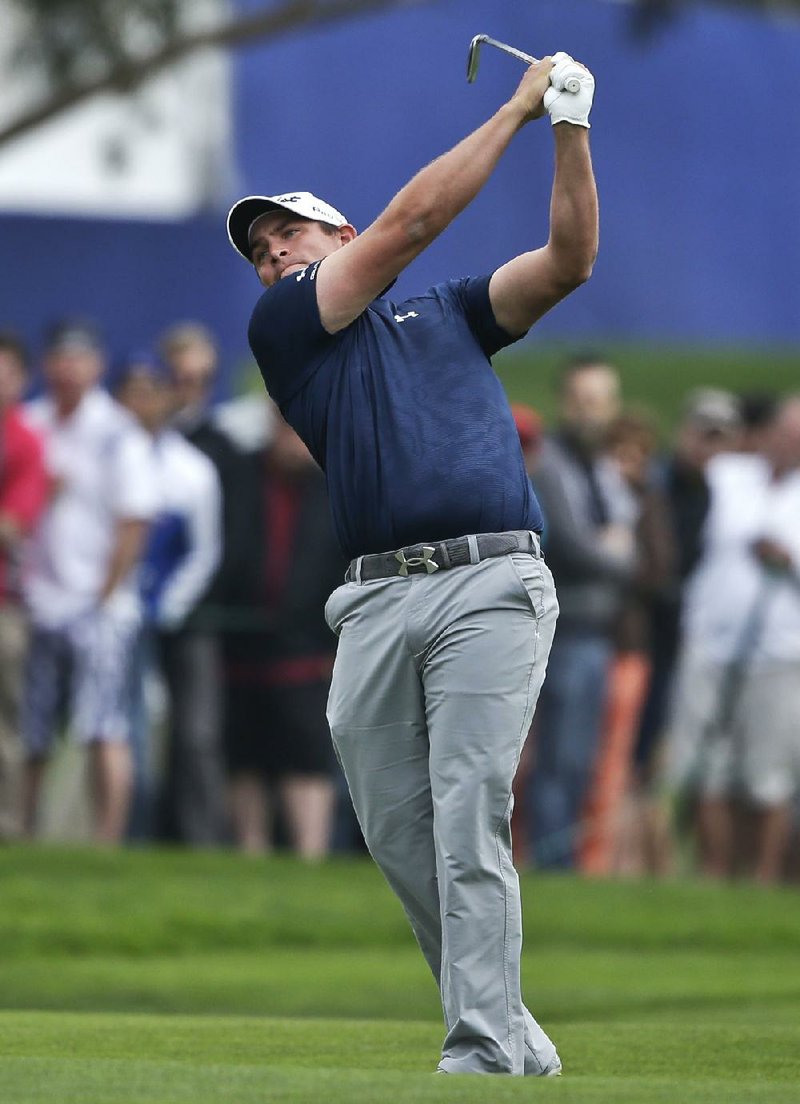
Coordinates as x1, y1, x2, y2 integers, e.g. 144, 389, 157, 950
1, 326, 798, 885
0, 319, 351, 859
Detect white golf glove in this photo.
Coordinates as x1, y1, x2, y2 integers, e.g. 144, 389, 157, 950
544, 52, 595, 129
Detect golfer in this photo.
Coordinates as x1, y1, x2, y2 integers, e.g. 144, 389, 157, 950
226, 52, 597, 1076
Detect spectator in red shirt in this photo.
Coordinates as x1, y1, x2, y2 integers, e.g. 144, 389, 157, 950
0, 332, 48, 839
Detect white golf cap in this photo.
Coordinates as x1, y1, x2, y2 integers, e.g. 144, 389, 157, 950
226, 191, 348, 261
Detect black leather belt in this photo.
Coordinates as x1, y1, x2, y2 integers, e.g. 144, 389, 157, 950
345, 530, 541, 583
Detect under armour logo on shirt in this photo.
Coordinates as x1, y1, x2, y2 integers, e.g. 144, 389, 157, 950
394, 311, 419, 323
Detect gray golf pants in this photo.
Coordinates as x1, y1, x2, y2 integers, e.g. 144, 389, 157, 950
325, 546, 559, 1075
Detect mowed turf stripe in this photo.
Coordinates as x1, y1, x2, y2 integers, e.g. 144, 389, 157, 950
1, 1011, 798, 1085
0, 1012, 442, 1070
1, 1055, 800, 1104
0, 946, 798, 1021
2, 847, 798, 954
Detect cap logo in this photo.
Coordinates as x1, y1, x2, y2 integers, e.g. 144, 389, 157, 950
228, 191, 346, 261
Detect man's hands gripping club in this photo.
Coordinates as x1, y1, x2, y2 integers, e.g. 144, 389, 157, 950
545, 53, 595, 128
311, 47, 597, 337
510, 52, 595, 128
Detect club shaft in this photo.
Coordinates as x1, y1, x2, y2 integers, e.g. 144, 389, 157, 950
479, 36, 538, 68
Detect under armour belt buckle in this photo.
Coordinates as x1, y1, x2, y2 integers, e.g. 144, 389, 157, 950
395, 546, 439, 576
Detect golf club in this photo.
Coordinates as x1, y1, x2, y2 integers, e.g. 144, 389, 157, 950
467, 34, 582, 93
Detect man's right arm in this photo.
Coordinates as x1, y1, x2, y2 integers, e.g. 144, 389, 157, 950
315, 59, 555, 334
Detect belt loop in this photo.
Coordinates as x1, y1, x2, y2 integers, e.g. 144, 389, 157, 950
355, 555, 364, 584
528, 530, 541, 558
467, 534, 480, 565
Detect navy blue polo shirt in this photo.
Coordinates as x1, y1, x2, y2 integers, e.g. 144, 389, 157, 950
248, 261, 544, 559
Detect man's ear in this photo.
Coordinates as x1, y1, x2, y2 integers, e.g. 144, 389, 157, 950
338, 223, 357, 246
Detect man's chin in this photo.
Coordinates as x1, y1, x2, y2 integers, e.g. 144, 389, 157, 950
280, 263, 308, 279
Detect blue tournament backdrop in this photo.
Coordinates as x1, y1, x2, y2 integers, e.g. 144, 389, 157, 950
0, 0, 797, 388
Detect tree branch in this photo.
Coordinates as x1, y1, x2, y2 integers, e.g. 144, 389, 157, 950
0, 0, 434, 150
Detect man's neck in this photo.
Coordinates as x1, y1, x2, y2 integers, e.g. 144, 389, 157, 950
558, 424, 598, 460
173, 402, 207, 434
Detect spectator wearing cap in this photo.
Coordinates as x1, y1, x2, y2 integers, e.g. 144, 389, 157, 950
0, 332, 48, 840
510, 402, 544, 474
664, 395, 800, 884
632, 390, 743, 799
622, 388, 742, 875
507, 401, 544, 860
21, 321, 159, 844
114, 354, 224, 843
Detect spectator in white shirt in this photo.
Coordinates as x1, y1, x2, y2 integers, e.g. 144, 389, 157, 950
665, 395, 800, 883
22, 321, 159, 844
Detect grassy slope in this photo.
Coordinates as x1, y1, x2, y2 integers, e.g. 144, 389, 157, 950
494, 342, 800, 430
0, 847, 798, 1103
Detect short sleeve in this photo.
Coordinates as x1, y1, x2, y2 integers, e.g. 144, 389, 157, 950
109, 427, 160, 520
247, 261, 336, 405
444, 275, 522, 358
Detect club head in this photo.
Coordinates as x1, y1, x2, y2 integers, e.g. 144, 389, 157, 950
466, 34, 488, 83
466, 34, 538, 84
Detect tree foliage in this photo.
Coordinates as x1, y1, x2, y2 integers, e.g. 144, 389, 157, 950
2, 0, 798, 149
0, 1, 435, 148
12, 1, 187, 92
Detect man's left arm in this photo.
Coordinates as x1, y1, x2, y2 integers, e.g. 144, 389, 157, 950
489, 120, 599, 337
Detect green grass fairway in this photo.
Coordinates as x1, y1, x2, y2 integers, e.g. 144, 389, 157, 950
1, 848, 798, 1102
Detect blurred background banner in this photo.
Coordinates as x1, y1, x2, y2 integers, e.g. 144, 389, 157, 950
0, 0, 798, 376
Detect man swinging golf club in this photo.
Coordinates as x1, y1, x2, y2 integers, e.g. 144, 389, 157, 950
227, 46, 596, 1077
